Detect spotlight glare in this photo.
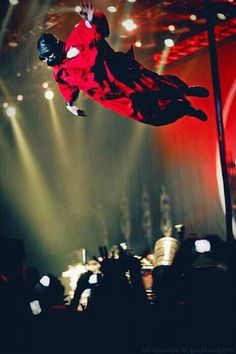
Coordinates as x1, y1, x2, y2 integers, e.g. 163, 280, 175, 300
75, 5, 82, 13
42, 82, 49, 89
107, 6, 117, 13
3, 102, 9, 109
40, 275, 50, 287
45, 90, 54, 100
168, 25, 176, 32
17, 95, 23, 101
122, 19, 137, 31
164, 38, 175, 48
126, 0, 136, 2
135, 40, 142, 48
17, 72, 21, 77
190, 14, 197, 21
6, 106, 16, 118
217, 13, 226, 20
9, 0, 19, 5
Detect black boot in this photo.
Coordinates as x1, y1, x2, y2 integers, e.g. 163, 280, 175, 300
185, 86, 209, 98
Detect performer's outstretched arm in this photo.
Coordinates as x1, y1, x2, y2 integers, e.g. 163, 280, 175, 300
56, 79, 87, 117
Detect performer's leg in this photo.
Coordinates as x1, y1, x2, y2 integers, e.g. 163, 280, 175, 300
142, 98, 207, 126
159, 75, 209, 98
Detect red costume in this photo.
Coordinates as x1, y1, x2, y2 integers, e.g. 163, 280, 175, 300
52, 12, 205, 126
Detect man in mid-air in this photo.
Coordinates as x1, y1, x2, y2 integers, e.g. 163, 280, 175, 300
37, 1, 209, 126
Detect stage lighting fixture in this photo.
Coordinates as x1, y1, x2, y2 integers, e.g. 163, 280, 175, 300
217, 13, 226, 20
190, 14, 197, 21
9, 0, 19, 5
164, 38, 174, 48
135, 40, 142, 47
75, 5, 82, 13
107, 6, 117, 13
17, 95, 23, 101
6, 106, 16, 118
42, 82, 49, 89
45, 90, 54, 100
39, 275, 50, 287
168, 25, 176, 32
122, 19, 137, 31
3, 102, 9, 108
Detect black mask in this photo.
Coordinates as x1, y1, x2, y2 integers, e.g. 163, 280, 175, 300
37, 33, 64, 66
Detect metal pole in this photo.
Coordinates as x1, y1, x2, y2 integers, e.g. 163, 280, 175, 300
204, 0, 234, 243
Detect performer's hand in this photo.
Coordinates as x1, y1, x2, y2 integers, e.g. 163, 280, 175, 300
79, 1, 95, 22
66, 104, 87, 117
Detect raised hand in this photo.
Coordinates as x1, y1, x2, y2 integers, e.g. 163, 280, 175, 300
79, 1, 95, 22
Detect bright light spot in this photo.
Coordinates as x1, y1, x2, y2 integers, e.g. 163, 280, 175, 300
190, 14, 197, 21
17, 72, 21, 77
135, 40, 142, 48
88, 274, 98, 284
122, 19, 137, 32
45, 90, 54, 100
9, 0, 19, 5
107, 6, 117, 13
217, 13, 226, 20
33, 65, 38, 70
126, 0, 136, 2
168, 25, 176, 32
228, 0, 234, 2
120, 242, 127, 250
8, 41, 18, 47
17, 95, 23, 101
6, 106, 16, 118
75, 5, 82, 13
30, 300, 42, 315
195, 240, 211, 253
40, 275, 50, 287
3, 102, 9, 109
164, 38, 175, 48
42, 82, 49, 89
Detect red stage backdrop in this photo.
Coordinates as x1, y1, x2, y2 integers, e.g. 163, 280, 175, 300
151, 39, 236, 239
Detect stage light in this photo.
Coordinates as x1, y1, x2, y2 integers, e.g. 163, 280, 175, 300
122, 19, 137, 31
168, 25, 176, 32
9, 0, 19, 5
40, 275, 50, 287
217, 13, 226, 20
75, 5, 82, 13
45, 90, 54, 100
190, 14, 197, 21
135, 40, 142, 48
17, 95, 23, 101
42, 82, 49, 89
107, 6, 117, 13
126, 0, 136, 2
3, 102, 9, 108
6, 106, 16, 118
164, 38, 175, 48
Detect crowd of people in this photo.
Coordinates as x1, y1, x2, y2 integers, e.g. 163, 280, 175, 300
0, 234, 235, 354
